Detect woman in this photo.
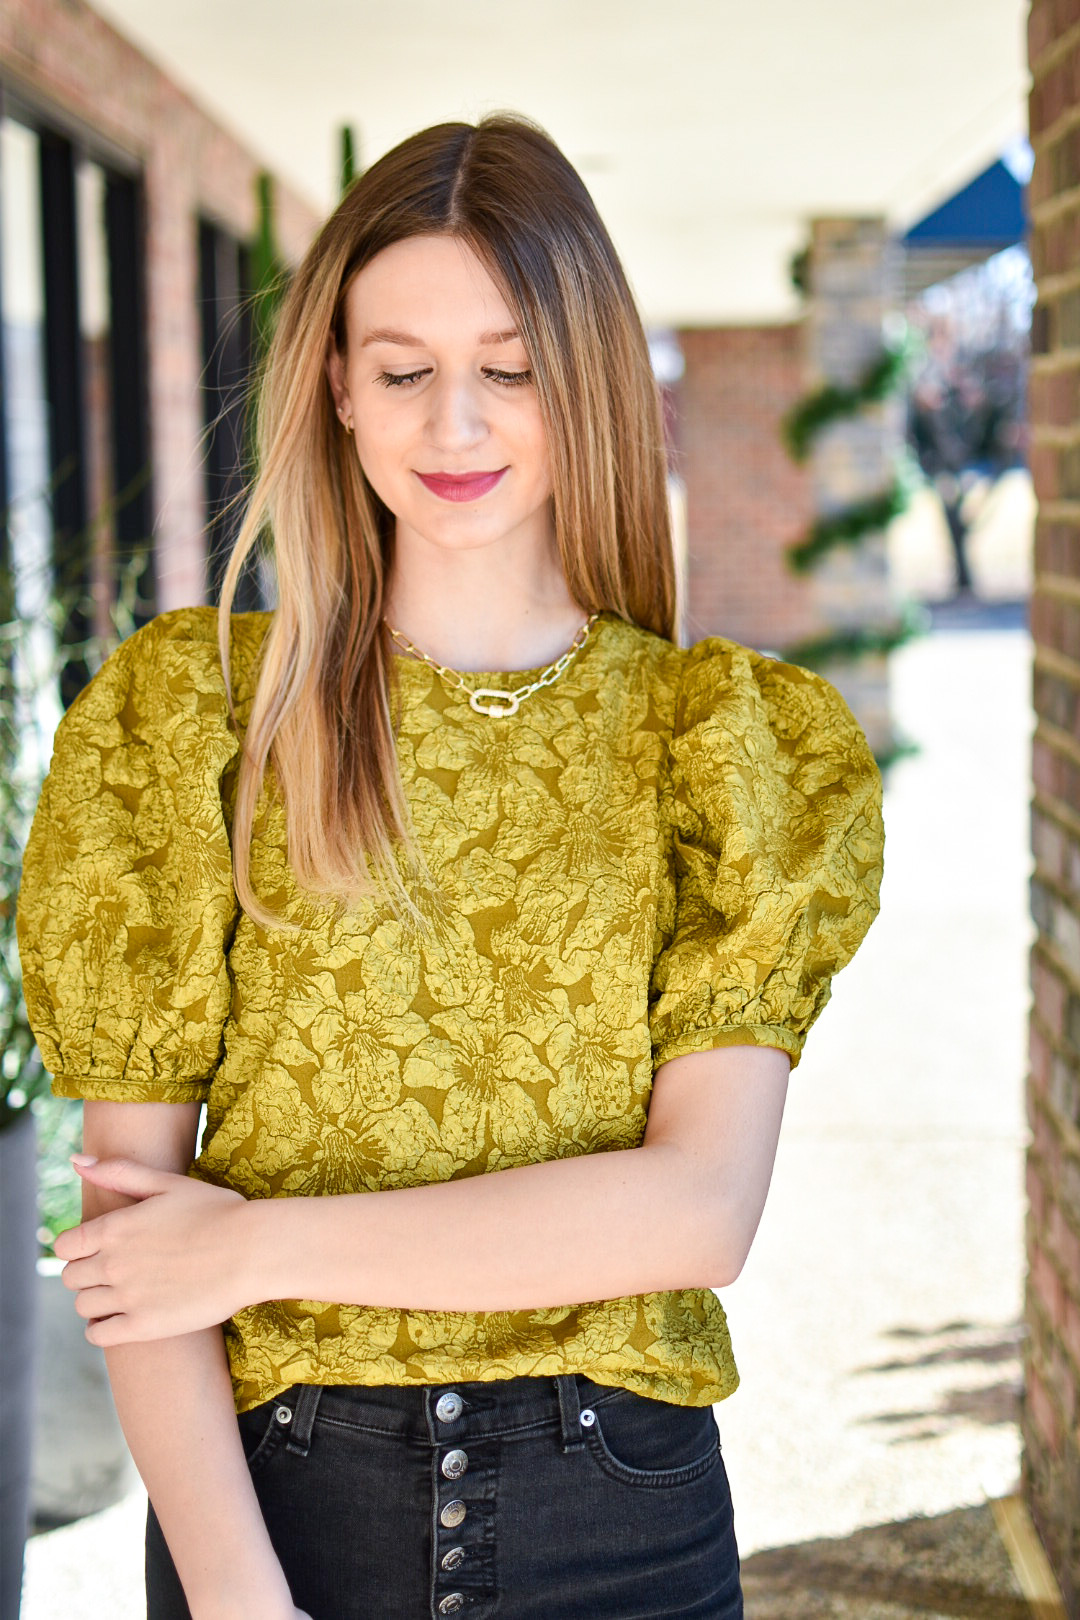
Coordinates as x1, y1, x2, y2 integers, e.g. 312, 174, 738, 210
18, 115, 884, 1620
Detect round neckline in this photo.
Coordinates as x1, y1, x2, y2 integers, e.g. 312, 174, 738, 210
389, 611, 611, 687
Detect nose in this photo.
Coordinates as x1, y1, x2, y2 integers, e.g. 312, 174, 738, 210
425, 371, 489, 455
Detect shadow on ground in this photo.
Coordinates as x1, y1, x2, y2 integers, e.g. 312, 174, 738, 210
741, 1502, 1025, 1618
852, 1321, 1024, 1446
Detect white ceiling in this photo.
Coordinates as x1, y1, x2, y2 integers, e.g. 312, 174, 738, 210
89, 0, 1030, 325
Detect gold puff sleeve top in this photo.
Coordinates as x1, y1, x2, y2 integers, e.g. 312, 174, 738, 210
650, 635, 886, 1070
18, 607, 884, 1410
17, 612, 243, 1101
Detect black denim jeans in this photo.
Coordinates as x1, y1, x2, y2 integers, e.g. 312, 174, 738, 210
146, 1373, 743, 1619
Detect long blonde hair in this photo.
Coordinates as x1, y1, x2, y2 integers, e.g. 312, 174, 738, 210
221, 113, 676, 925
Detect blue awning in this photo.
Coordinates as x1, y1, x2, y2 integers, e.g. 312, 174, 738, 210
903, 158, 1028, 250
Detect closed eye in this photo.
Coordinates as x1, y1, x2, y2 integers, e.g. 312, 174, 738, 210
374, 367, 533, 389
376, 368, 431, 388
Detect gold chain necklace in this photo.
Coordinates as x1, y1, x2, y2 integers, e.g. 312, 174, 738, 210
384, 614, 599, 718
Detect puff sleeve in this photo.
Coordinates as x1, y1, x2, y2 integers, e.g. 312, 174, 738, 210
16, 609, 241, 1102
649, 640, 884, 1071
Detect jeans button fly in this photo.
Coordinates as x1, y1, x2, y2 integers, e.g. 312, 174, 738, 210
440, 1499, 466, 1528
438, 1597, 465, 1615
435, 1391, 464, 1423
440, 1545, 466, 1572
441, 1448, 468, 1480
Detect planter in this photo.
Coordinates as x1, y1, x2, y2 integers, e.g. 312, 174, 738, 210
0, 1112, 38, 1620
32, 1258, 138, 1526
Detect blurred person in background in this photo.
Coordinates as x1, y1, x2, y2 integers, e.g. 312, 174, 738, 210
19, 115, 883, 1620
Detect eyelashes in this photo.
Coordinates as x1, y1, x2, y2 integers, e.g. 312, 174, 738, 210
375, 367, 533, 389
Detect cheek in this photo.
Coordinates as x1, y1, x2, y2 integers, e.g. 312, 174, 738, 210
353, 406, 408, 483
352, 431, 402, 514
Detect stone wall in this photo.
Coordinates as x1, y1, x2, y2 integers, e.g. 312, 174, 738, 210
1, 0, 317, 607
1026, 0, 1080, 1610
800, 216, 903, 758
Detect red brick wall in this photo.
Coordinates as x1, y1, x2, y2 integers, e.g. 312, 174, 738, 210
1026, 1, 1080, 1610
674, 325, 816, 651
1, 0, 318, 608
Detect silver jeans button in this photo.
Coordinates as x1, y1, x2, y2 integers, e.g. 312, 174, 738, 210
438, 1597, 465, 1615
579, 1408, 596, 1428
440, 1448, 468, 1480
435, 1391, 464, 1423
274, 1406, 293, 1426
440, 1546, 466, 1572
440, 1499, 466, 1528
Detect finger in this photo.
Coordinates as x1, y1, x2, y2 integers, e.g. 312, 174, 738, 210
71, 1155, 179, 1200
53, 1222, 100, 1262
73, 1285, 116, 1321
85, 1313, 129, 1348
60, 1258, 101, 1292
85, 1311, 157, 1348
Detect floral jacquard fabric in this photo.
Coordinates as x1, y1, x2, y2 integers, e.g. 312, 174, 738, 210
17, 607, 884, 1411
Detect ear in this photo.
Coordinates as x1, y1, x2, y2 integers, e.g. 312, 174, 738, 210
325, 334, 351, 422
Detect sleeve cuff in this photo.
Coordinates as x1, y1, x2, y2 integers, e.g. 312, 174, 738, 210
50, 1074, 212, 1104
652, 1022, 803, 1072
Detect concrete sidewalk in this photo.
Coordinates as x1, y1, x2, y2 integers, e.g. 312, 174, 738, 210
21, 620, 1033, 1617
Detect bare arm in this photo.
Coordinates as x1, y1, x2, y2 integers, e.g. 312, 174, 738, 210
81, 1101, 302, 1620
257, 1042, 789, 1311
65, 1045, 789, 1341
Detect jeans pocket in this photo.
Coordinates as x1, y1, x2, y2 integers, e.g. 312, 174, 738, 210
236, 1392, 290, 1473
581, 1391, 721, 1489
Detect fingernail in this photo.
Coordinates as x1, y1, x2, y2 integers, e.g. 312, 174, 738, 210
70, 1154, 98, 1167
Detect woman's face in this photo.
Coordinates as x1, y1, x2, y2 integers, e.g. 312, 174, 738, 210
328, 235, 555, 561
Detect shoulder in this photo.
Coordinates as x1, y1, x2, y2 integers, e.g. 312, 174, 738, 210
674, 636, 871, 759
117, 605, 272, 683
602, 618, 873, 772
73, 607, 272, 716
54, 608, 274, 771
658, 636, 881, 839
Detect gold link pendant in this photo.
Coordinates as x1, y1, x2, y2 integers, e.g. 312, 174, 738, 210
385, 615, 599, 717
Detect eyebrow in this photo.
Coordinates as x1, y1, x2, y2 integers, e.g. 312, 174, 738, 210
359, 327, 521, 348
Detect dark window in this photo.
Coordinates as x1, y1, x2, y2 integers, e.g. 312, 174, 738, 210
0, 94, 154, 704
199, 219, 265, 610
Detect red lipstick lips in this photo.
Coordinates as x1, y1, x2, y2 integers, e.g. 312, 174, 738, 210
416, 468, 507, 502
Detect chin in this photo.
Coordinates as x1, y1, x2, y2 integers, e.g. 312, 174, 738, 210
411, 517, 527, 553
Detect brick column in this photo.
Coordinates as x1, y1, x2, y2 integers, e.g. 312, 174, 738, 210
1026, 4, 1080, 1611
802, 217, 903, 756
676, 326, 816, 652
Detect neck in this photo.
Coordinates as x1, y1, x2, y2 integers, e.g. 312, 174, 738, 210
385, 526, 586, 673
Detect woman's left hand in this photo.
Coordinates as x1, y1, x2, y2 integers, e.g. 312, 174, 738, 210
55, 1157, 257, 1346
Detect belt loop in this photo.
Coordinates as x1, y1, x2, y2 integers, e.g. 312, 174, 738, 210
283, 1383, 323, 1457
557, 1374, 584, 1452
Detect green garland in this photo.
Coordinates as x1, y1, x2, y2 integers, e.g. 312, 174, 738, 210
781, 329, 918, 463
787, 459, 920, 573
779, 303, 921, 758
781, 321, 916, 573
781, 600, 928, 671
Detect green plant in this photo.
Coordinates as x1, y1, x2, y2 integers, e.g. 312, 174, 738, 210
340, 124, 359, 195
34, 1095, 83, 1252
